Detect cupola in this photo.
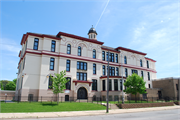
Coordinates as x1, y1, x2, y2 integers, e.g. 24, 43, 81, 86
88, 25, 97, 40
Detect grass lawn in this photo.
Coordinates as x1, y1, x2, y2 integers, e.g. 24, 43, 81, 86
0, 102, 106, 113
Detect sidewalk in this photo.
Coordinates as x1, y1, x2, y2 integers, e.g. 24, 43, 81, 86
0, 105, 180, 119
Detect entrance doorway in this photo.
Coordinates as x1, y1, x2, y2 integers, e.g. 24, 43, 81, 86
77, 87, 87, 99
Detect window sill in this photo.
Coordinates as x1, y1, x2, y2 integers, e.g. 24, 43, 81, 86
93, 74, 96, 75
66, 71, 70, 72
49, 69, 54, 71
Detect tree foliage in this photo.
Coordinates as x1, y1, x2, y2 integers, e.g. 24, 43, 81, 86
50, 70, 69, 94
0, 79, 17, 91
5, 81, 16, 90
123, 73, 146, 95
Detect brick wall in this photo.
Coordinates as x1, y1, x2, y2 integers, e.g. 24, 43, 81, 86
116, 102, 174, 109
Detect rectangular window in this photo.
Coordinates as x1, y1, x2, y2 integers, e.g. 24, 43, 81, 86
33, 38, 39, 50
106, 52, 109, 61
102, 51, 105, 61
116, 67, 119, 76
48, 76, 53, 89
109, 79, 112, 91
66, 77, 71, 90
77, 72, 87, 81
92, 79, 97, 91
147, 61, 149, 68
102, 65, 106, 75
112, 67, 115, 76
149, 84, 151, 88
132, 69, 138, 74
120, 80, 122, 91
107, 66, 115, 76
116, 54, 118, 63
50, 58, 54, 70
125, 68, 128, 77
114, 79, 118, 91
141, 71, 144, 78
51, 40, 56, 52
176, 84, 178, 90
93, 63, 96, 74
111, 53, 114, 62
102, 80, 106, 91
66, 60, 70, 72
77, 61, 87, 70
148, 72, 150, 80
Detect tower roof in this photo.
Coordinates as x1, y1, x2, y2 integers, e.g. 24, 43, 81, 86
88, 25, 97, 35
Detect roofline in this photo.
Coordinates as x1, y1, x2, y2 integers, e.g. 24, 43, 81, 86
101, 47, 120, 53
115, 47, 147, 55
145, 57, 156, 62
20, 32, 61, 45
57, 32, 104, 45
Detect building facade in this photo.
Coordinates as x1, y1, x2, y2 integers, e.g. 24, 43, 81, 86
15, 26, 157, 101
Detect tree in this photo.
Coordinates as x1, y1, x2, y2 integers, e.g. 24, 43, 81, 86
0, 80, 9, 90
5, 81, 16, 90
123, 73, 146, 101
49, 70, 69, 104
13, 78, 17, 84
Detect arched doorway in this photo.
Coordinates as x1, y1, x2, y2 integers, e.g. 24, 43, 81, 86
77, 87, 87, 99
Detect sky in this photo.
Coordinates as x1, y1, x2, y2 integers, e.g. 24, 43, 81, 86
0, 0, 179, 81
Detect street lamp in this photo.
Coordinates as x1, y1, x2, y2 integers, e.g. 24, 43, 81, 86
106, 51, 110, 113
121, 51, 124, 104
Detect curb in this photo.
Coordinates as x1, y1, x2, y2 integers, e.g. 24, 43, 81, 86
0, 106, 180, 119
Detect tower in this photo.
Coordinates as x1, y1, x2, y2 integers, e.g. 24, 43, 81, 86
88, 25, 97, 40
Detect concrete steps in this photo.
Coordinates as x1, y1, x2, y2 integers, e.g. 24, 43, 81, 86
76, 99, 88, 102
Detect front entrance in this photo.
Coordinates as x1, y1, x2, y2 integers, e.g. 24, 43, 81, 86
158, 91, 162, 99
77, 87, 87, 99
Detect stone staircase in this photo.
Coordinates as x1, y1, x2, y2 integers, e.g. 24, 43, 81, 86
75, 99, 88, 102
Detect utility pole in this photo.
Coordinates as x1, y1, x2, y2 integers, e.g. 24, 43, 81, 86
106, 51, 110, 113
121, 52, 124, 104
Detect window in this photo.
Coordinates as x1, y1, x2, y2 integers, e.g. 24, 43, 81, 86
148, 84, 151, 88
102, 51, 105, 61
50, 58, 54, 70
23, 58, 26, 70
66, 60, 70, 72
140, 59, 143, 67
124, 56, 127, 64
141, 71, 144, 78
148, 72, 150, 80
107, 66, 115, 76
116, 67, 119, 76
111, 53, 114, 62
176, 84, 178, 91
93, 63, 96, 74
147, 61, 149, 68
120, 80, 122, 91
132, 69, 138, 74
93, 49, 96, 59
66, 77, 71, 90
92, 79, 97, 91
116, 54, 118, 63
78, 46, 81, 56
33, 38, 39, 50
102, 80, 106, 91
114, 79, 118, 91
51, 40, 56, 52
67, 44, 71, 54
102, 65, 106, 75
109, 79, 112, 91
48, 76, 53, 89
106, 52, 109, 61
124, 80, 126, 90
125, 68, 128, 77
77, 72, 87, 81
77, 61, 87, 70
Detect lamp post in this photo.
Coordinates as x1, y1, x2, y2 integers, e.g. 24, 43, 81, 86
106, 51, 110, 113
121, 52, 124, 104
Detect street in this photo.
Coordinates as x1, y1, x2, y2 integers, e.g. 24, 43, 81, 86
6, 109, 180, 120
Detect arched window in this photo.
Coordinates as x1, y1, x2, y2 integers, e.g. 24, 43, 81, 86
140, 59, 143, 67
78, 46, 81, 56
124, 56, 127, 64
67, 44, 71, 54
93, 49, 96, 59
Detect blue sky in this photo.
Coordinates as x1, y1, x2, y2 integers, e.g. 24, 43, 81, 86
0, 0, 179, 81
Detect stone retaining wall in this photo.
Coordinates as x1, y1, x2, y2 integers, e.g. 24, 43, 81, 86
116, 102, 174, 109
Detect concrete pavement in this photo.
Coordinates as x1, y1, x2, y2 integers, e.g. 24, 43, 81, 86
0, 105, 180, 119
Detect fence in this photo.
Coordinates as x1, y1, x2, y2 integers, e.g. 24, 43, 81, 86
0, 95, 179, 104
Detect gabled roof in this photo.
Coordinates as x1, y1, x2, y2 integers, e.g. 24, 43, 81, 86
57, 32, 104, 45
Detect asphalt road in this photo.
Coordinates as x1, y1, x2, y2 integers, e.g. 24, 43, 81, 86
6, 109, 180, 120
